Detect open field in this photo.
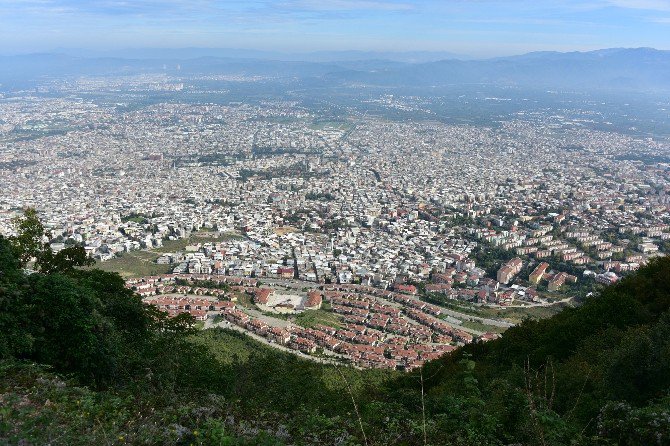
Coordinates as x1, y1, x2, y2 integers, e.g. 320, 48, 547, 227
293, 307, 344, 329
467, 302, 570, 324
94, 232, 247, 278
190, 327, 276, 364
93, 251, 172, 278
308, 120, 353, 131
478, 303, 571, 324
232, 291, 255, 308
435, 298, 572, 325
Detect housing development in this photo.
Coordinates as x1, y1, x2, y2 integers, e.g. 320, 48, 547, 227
1, 76, 669, 368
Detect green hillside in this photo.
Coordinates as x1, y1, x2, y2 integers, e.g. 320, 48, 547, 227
1, 213, 669, 445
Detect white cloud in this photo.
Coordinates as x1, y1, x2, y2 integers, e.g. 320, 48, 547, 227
606, 0, 670, 11
282, 0, 414, 12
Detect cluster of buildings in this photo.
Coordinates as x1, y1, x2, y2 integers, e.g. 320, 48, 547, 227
1, 78, 669, 355
128, 273, 486, 370
220, 287, 468, 370
144, 295, 235, 321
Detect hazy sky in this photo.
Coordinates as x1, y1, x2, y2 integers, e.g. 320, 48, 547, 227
1, 0, 669, 57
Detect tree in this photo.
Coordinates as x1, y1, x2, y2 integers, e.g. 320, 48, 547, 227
9, 208, 47, 266
9, 208, 93, 274
36, 245, 94, 274
1, 209, 199, 388
0, 236, 33, 358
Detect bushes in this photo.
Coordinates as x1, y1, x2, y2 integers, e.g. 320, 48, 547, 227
0, 361, 284, 446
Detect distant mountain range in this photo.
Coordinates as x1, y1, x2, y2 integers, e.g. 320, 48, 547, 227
45, 47, 469, 63
342, 47, 670, 91
1, 47, 669, 92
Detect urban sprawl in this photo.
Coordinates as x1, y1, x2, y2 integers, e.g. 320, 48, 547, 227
2, 76, 669, 369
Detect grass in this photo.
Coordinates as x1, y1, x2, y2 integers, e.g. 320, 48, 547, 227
190, 328, 284, 364
94, 231, 247, 278
472, 303, 570, 324
93, 251, 172, 278
293, 307, 344, 329
233, 292, 254, 308
435, 297, 570, 325
191, 328, 398, 392
308, 121, 353, 131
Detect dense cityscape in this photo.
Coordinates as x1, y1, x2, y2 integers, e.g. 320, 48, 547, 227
1, 75, 669, 370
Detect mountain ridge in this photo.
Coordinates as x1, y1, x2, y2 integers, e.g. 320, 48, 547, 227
1, 47, 670, 92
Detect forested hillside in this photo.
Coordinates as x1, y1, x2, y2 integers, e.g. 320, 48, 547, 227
1, 213, 669, 445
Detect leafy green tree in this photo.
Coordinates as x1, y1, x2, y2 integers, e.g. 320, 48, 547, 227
9, 208, 47, 266
25, 272, 117, 383
36, 245, 94, 274
0, 236, 33, 358
9, 208, 94, 274
0, 209, 203, 388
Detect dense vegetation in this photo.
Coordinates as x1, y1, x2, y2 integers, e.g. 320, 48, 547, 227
1, 210, 669, 445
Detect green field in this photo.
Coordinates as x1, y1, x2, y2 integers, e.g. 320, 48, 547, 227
191, 328, 395, 392
93, 251, 172, 278
232, 291, 254, 308
436, 297, 571, 325
293, 308, 344, 329
190, 328, 273, 364
477, 303, 571, 324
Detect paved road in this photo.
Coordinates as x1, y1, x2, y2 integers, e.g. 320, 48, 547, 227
484, 296, 574, 309
148, 270, 525, 332
259, 279, 515, 332
169, 271, 522, 332
257, 278, 320, 290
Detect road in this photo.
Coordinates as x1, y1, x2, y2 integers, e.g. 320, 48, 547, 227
483, 296, 574, 309
156, 269, 516, 333
143, 268, 528, 332
259, 280, 511, 334
243, 307, 292, 328
257, 278, 320, 290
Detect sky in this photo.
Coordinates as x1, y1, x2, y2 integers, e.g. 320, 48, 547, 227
1, 0, 670, 57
